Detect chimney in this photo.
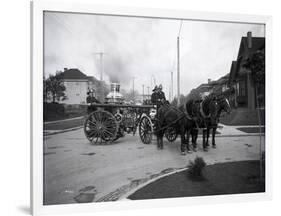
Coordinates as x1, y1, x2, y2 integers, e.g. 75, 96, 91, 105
64, 68, 68, 72
208, 79, 211, 84
247, 31, 252, 49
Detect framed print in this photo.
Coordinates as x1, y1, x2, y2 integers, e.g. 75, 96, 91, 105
31, 1, 272, 215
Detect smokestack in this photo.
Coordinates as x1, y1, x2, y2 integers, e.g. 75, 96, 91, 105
208, 78, 211, 84
247, 31, 252, 49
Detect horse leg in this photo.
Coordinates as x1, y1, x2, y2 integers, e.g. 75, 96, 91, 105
203, 129, 208, 151
157, 130, 164, 150
161, 131, 164, 149
156, 131, 162, 150
181, 131, 186, 155
186, 129, 191, 154
206, 127, 210, 147
212, 126, 217, 148
191, 128, 198, 151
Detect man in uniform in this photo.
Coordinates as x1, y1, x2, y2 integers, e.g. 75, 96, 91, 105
86, 90, 100, 114
157, 84, 166, 104
151, 85, 158, 106
151, 84, 166, 109
151, 84, 167, 150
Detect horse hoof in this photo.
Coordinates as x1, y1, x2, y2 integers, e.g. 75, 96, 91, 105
193, 148, 197, 152
203, 148, 208, 152
187, 150, 192, 154
181, 151, 186, 155
212, 145, 216, 149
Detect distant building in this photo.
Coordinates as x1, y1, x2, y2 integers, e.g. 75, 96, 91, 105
61, 68, 99, 105
228, 32, 265, 109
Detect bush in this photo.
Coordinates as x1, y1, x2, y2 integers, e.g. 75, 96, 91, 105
187, 156, 206, 179
43, 102, 65, 121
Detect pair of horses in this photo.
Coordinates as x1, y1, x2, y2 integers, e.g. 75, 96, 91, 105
155, 95, 231, 155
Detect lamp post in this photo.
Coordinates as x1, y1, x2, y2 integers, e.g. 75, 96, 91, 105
177, 36, 180, 106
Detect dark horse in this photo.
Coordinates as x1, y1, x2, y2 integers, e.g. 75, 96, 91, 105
156, 101, 193, 155
186, 95, 231, 151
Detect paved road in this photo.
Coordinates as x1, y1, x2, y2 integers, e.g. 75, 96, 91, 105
43, 128, 264, 205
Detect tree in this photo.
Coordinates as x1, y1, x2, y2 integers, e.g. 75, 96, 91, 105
243, 49, 265, 182
45, 71, 66, 103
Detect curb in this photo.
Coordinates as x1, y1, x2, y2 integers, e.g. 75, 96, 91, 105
44, 116, 85, 125
44, 126, 83, 136
215, 133, 265, 137
118, 167, 188, 201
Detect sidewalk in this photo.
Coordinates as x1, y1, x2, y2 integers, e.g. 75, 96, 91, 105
216, 123, 265, 137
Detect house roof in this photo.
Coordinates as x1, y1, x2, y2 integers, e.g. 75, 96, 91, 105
61, 68, 88, 80
228, 36, 265, 84
237, 37, 265, 60
228, 61, 237, 84
235, 37, 265, 76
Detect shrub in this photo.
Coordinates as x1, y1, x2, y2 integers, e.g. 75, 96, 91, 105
187, 156, 206, 179
43, 102, 65, 121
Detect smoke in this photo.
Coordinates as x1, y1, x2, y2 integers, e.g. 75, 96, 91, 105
104, 54, 131, 84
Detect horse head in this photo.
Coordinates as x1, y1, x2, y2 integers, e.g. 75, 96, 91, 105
217, 96, 231, 115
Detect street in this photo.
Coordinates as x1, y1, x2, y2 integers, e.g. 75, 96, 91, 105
43, 125, 265, 205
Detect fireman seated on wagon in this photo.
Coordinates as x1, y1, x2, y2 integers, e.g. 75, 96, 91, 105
86, 89, 100, 114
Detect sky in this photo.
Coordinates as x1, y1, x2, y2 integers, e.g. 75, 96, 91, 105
44, 11, 265, 98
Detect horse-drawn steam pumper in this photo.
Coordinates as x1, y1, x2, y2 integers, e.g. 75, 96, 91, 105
84, 103, 157, 144
84, 83, 185, 145
84, 83, 157, 144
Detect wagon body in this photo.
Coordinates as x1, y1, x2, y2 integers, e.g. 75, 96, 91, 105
84, 103, 155, 144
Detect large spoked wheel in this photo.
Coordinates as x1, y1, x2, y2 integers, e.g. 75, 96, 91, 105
84, 110, 118, 144
139, 115, 153, 144
165, 126, 178, 142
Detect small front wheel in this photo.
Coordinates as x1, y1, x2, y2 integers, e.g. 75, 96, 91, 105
139, 115, 153, 144
165, 127, 178, 142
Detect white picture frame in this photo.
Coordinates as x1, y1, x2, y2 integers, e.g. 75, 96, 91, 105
31, 1, 272, 215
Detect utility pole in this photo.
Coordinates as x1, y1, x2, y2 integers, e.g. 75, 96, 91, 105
142, 84, 145, 102
94, 52, 106, 102
132, 76, 136, 103
151, 75, 156, 91
171, 71, 173, 102
94, 52, 106, 81
177, 36, 180, 106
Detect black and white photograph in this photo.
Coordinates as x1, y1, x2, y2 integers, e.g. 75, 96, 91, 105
43, 11, 266, 205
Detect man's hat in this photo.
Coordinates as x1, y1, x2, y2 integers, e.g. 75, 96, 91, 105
152, 85, 158, 91
158, 84, 163, 90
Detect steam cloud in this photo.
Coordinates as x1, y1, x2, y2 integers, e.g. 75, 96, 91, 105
104, 54, 131, 84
